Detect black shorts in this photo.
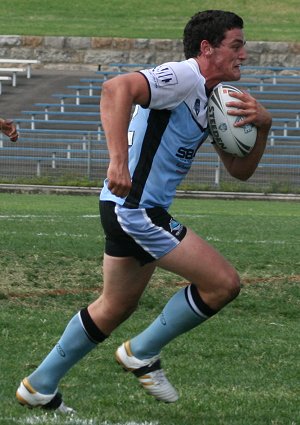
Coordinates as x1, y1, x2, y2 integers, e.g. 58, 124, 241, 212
100, 201, 187, 265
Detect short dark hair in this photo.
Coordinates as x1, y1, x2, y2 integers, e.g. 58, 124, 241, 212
183, 10, 244, 59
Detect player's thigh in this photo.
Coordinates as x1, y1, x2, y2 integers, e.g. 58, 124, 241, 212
157, 228, 238, 292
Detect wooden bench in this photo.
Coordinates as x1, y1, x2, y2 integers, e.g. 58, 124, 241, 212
52, 93, 100, 106
16, 121, 103, 141
108, 62, 156, 71
14, 127, 104, 142
0, 67, 25, 86
67, 85, 102, 96
267, 108, 300, 112
80, 78, 106, 84
0, 59, 40, 78
34, 102, 99, 113
270, 125, 300, 137
259, 99, 300, 106
18, 128, 102, 136
241, 65, 300, 74
248, 89, 300, 96
0, 76, 12, 94
21, 110, 99, 120
107, 63, 300, 74
233, 80, 300, 91
272, 117, 300, 128
3, 144, 109, 157
241, 73, 300, 85
95, 70, 122, 79
15, 117, 101, 130
267, 134, 300, 146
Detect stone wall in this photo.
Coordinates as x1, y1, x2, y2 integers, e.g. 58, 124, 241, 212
0, 35, 299, 71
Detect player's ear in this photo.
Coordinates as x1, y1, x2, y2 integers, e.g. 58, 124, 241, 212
200, 40, 213, 56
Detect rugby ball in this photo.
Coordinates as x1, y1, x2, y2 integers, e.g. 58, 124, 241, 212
207, 84, 257, 157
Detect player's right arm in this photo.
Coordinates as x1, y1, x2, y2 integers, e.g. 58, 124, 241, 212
100, 72, 150, 198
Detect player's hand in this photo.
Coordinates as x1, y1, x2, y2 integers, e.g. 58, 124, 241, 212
226, 91, 272, 130
0, 119, 19, 142
107, 161, 132, 198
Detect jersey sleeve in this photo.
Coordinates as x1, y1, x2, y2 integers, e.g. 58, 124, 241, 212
139, 60, 202, 110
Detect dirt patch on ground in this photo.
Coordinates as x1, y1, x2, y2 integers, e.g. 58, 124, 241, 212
5, 274, 299, 300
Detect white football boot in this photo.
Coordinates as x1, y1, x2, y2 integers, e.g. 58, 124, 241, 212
115, 341, 179, 403
16, 378, 75, 414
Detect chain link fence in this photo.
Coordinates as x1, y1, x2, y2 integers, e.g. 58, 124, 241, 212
1, 129, 299, 193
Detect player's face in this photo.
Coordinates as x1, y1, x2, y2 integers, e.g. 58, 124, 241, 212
212, 28, 247, 81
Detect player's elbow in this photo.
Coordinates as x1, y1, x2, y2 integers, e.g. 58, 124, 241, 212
229, 162, 258, 181
234, 171, 254, 181
101, 79, 116, 101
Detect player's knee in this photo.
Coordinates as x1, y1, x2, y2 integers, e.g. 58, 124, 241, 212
222, 268, 241, 302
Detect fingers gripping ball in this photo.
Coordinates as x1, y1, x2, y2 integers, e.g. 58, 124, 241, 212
0, 118, 19, 142
207, 84, 257, 157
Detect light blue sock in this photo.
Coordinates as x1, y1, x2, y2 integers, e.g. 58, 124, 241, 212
130, 285, 216, 359
28, 312, 99, 394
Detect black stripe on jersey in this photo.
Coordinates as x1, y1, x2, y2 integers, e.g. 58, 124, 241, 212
183, 102, 210, 152
124, 109, 171, 208
183, 101, 206, 132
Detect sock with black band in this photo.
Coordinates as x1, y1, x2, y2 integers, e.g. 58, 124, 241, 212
130, 284, 217, 359
28, 308, 107, 394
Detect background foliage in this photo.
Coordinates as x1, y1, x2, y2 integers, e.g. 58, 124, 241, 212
1, 0, 300, 41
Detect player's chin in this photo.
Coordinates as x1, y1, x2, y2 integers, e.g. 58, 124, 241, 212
226, 66, 242, 81
231, 69, 242, 81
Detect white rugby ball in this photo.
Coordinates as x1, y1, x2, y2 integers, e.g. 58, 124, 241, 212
207, 84, 257, 157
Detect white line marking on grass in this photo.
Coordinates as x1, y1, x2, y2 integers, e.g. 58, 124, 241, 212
176, 214, 208, 219
0, 215, 56, 219
0, 215, 99, 219
206, 236, 293, 245
3, 416, 159, 425
36, 232, 89, 238
2, 228, 293, 245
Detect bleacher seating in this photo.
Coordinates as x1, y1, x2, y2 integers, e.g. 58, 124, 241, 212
0, 59, 41, 78
34, 103, 99, 113
0, 58, 40, 94
52, 93, 100, 106
1, 63, 299, 189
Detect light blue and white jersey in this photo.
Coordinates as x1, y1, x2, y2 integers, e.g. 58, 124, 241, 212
100, 58, 210, 209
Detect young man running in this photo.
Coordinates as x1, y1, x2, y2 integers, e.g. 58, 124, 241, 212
16, 10, 272, 413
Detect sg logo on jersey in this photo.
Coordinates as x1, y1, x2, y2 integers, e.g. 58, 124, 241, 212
169, 218, 184, 236
175, 147, 197, 160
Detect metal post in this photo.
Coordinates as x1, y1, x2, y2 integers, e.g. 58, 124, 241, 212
36, 160, 41, 177
87, 135, 91, 180
52, 152, 56, 169
215, 156, 220, 186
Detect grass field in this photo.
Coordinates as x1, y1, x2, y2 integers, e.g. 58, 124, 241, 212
0, 192, 299, 425
1, 0, 300, 41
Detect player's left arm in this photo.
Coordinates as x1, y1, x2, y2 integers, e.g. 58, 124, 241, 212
0, 118, 19, 142
215, 91, 272, 180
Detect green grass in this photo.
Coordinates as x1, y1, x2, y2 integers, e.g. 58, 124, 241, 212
1, 0, 300, 41
0, 193, 299, 425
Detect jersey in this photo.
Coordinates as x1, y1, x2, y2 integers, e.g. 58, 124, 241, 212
100, 58, 210, 209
